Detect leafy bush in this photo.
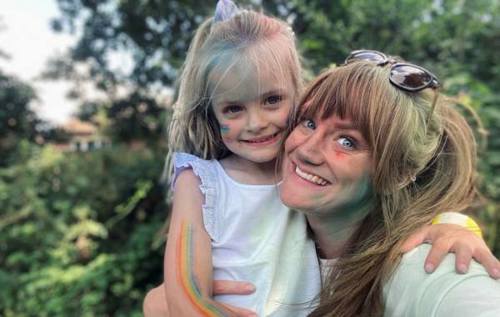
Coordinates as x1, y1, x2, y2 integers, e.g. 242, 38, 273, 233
0, 143, 167, 316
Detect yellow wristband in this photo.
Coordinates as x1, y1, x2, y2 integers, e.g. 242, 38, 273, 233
432, 212, 482, 238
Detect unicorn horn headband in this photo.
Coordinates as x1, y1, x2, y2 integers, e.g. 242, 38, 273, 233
214, 0, 240, 23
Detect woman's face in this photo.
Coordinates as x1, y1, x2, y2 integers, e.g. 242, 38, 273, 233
279, 112, 373, 213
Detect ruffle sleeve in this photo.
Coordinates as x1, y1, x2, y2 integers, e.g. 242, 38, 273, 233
172, 152, 219, 240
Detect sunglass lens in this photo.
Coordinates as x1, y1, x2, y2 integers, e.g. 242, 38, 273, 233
346, 50, 386, 64
390, 64, 432, 91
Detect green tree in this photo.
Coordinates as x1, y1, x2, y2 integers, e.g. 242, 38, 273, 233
0, 71, 40, 166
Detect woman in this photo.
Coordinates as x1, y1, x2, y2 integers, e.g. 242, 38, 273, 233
279, 50, 500, 316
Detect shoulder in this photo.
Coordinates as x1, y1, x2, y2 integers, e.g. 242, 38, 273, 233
173, 152, 216, 171
173, 168, 203, 194
171, 152, 222, 240
384, 244, 500, 317
171, 152, 219, 189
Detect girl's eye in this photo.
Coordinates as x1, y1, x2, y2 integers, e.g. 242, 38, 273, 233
265, 95, 283, 105
223, 105, 243, 114
302, 119, 316, 130
337, 136, 356, 150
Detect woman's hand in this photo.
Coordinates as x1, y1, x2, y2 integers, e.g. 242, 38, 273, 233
401, 224, 500, 279
143, 281, 257, 317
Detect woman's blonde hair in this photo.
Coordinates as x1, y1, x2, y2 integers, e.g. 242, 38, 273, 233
166, 9, 302, 174
293, 62, 479, 317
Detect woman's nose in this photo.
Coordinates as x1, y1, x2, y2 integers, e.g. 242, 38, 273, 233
296, 134, 324, 166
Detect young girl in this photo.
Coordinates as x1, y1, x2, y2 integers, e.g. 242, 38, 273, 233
164, 2, 320, 316
148, 2, 499, 317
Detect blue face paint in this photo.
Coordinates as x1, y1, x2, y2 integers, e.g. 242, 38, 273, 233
220, 124, 230, 134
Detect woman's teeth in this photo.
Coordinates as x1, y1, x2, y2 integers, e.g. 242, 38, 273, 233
295, 166, 328, 186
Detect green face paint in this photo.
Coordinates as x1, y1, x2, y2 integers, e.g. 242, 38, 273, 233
220, 124, 230, 135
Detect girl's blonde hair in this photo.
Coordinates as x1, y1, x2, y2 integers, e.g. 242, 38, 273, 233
166, 9, 302, 172
293, 62, 478, 317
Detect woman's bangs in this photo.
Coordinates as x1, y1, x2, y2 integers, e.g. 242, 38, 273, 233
297, 67, 368, 134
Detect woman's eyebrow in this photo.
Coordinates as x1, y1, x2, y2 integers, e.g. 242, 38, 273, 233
333, 121, 357, 130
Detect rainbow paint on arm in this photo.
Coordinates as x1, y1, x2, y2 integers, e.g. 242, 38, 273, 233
177, 221, 229, 317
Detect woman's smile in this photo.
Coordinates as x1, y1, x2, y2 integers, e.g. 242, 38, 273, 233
294, 164, 330, 186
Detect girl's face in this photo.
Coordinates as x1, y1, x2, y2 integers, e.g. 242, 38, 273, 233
211, 64, 294, 164
279, 112, 373, 213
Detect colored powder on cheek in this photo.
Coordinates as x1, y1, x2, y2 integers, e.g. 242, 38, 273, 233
334, 150, 346, 160
220, 124, 230, 135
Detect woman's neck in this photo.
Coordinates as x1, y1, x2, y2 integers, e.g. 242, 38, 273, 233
305, 194, 374, 259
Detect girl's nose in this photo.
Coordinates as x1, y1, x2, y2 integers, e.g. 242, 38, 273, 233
246, 108, 267, 133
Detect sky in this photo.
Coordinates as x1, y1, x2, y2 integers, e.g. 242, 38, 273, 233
0, 0, 78, 124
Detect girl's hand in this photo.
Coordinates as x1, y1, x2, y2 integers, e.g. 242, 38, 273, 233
401, 224, 500, 279
143, 281, 257, 317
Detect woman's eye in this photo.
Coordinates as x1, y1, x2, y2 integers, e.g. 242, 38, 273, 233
265, 95, 282, 105
338, 137, 356, 149
302, 119, 316, 129
223, 105, 243, 114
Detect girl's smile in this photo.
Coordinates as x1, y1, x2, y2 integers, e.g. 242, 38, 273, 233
241, 132, 282, 145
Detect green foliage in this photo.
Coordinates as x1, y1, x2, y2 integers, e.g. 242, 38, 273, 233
0, 71, 39, 166
0, 144, 167, 316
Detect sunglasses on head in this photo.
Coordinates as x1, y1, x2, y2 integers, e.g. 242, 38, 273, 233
344, 50, 440, 92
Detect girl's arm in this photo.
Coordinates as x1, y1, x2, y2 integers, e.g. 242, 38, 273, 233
143, 281, 256, 317
164, 169, 235, 317
401, 221, 500, 278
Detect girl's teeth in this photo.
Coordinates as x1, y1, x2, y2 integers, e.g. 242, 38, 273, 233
246, 133, 278, 143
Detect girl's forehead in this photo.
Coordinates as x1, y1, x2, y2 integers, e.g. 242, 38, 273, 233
210, 61, 292, 104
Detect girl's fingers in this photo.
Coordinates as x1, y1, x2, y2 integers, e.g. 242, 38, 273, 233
453, 243, 472, 274
401, 225, 431, 253
213, 280, 256, 295
472, 249, 500, 279
424, 239, 451, 273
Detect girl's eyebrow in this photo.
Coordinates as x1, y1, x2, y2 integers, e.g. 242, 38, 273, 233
215, 88, 287, 105
261, 88, 287, 97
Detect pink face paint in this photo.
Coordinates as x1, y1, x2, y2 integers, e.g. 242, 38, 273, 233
334, 150, 346, 160
177, 221, 227, 316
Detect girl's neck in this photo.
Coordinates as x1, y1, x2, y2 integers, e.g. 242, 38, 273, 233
220, 154, 280, 185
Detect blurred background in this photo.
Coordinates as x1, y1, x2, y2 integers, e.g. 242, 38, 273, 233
1, 0, 498, 316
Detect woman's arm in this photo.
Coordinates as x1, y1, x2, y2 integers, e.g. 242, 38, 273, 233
164, 169, 234, 317
401, 215, 500, 278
